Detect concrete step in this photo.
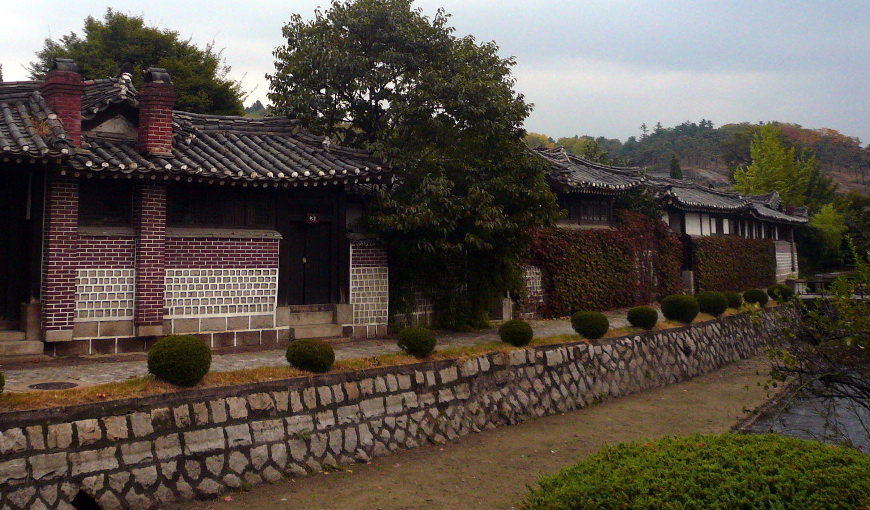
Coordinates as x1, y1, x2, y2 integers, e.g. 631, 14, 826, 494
291, 323, 344, 340
0, 331, 26, 342
278, 309, 335, 327
0, 340, 44, 357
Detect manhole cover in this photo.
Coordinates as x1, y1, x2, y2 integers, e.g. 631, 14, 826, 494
28, 382, 79, 390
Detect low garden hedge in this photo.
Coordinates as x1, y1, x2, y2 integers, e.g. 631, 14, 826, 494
627, 306, 658, 330
697, 290, 728, 317
286, 339, 336, 373
499, 320, 533, 347
660, 294, 699, 323
571, 311, 609, 339
724, 291, 743, 309
744, 288, 769, 306
768, 283, 795, 302
693, 236, 776, 292
397, 327, 437, 358
147, 335, 212, 387
522, 434, 870, 510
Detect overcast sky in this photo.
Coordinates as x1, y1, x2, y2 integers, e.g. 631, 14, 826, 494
2, 1, 868, 144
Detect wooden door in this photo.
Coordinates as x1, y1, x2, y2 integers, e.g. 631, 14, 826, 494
0, 173, 30, 326
277, 194, 339, 306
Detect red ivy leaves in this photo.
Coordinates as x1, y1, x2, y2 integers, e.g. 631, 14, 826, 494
693, 236, 776, 292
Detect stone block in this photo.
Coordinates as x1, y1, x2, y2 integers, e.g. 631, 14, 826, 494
25, 425, 45, 450
129, 412, 154, 438
227, 397, 249, 419
251, 419, 284, 444
121, 441, 154, 466
98, 320, 134, 337
154, 434, 181, 460
250, 314, 275, 329
360, 398, 385, 418
72, 321, 99, 338
316, 410, 336, 429
0, 458, 27, 486
192, 402, 210, 425
74, 419, 102, 446
248, 393, 275, 414
132, 465, 159, 488
70, 447, 118, 476
46, 423, 73, 449
238, 330, 261, 346
286, 414, 314, 436
228, 315, 251, 330
200, 316, 227, 332
172, 318, 200, 334
103, 416, 128, 441
184, 428, 226, 454
317, 386, 333, 406
209, 399, 228, 423
225, 424, 253, 447
439, 366, 459, 384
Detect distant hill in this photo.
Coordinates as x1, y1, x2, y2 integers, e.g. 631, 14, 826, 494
528, 121, 869, 195
244, 100, 269, 118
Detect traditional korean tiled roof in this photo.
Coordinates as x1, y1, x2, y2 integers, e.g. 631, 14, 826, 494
0, 81, 74, 159
534, 146, 645, 194
71, 112, 386, 185
81, 75, 138, 120
0, 78, 386, 186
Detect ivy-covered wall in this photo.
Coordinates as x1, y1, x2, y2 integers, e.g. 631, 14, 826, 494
692, 236, 776, 291
527, 212, 683, 317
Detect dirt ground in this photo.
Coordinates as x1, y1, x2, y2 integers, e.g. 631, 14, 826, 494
181, 356, 773, 510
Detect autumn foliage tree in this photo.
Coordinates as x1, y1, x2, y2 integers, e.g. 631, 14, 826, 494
268, 0, 558, 328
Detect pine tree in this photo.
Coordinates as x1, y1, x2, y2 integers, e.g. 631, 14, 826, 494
669, 154, 683, 179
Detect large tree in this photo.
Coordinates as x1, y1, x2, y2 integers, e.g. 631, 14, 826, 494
28, 9, 244, 115
733, 124, 836, 211
268, 0, 558, 328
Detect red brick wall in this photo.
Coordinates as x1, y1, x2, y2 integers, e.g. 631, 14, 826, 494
41, 70, 83, 147
350, 243, 388, 267
138, 82, 176, 156
165, 238, 279, 268
134, 183, 167, 326
78, 237, 135, 267
41, 176, 79, 332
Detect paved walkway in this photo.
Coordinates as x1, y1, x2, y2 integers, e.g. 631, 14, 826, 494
0, 313, 634, 392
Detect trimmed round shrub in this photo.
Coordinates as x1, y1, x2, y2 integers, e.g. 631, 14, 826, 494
397, 327, 437, 358
744, 288, 769, 306
286, 339, 335, 373
498, 320, 533, 347
571, 311, 609, 339
768, 283, 795, 302
626, 306, 658, 330
147, 335, 212, 387
697, 291, 728, 317
660, 294, 699, 323
522, 434, 870, 510
724, 291, 743, 309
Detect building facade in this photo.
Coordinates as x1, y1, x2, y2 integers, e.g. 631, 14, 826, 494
0, 60, 390, 356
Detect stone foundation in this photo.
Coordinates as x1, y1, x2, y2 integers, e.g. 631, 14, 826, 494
0, 307, 797, 509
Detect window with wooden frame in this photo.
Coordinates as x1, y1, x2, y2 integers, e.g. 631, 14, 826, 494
78, 180, 133, 227
561, 196, 611, 225
167, 184, 275, 228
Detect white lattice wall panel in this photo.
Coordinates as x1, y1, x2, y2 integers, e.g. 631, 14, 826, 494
165, 268, 278, 318
75, 269, 135, 320
524, 265, 544, 305
350, 266, 389, 325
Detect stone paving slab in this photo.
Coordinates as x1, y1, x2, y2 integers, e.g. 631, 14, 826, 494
0, 311, 632, 392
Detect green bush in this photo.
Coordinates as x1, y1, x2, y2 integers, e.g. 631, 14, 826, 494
147, 335, 212, 387
397, 327, 437, 358
660, 294, 699, 323
768, 283, 795, 302
571, 311, 609, 339
0, 371, 4, 394
724, 291, 742, 309
522, 434, 870, 510
286, 339, 335, 373
626, 306, 658, 330
697, 291, 728, 317
498, 320, 533, 347
744, 288, 769, 306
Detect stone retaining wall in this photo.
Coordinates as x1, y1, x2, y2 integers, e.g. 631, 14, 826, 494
0, 307, 798, 510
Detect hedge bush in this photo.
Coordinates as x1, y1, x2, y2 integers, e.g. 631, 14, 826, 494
147, 335, 212, 387
498, 320, 533, 347
286, 339, 335, 373
660, 294, 699, 323
744, 288, 769, 306
571, 311, 609, 339
527, 211, 682, 317
693, 236, 776, 292
522, 434, 870, 510
627, 306, 658, 330
697, 291, 728, 317
768, 283, 795, 302
397, 327, 437, 358
724, 291, 743, 309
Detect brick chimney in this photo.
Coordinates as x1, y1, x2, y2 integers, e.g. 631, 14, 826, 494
138, 68, 176, 156
41, 58, 84, 147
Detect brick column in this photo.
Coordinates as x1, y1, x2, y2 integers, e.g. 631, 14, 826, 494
41, 175, 79, 341
138, 69, 176, 157
41, 59, 83, 148
134, 182, 167, 336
